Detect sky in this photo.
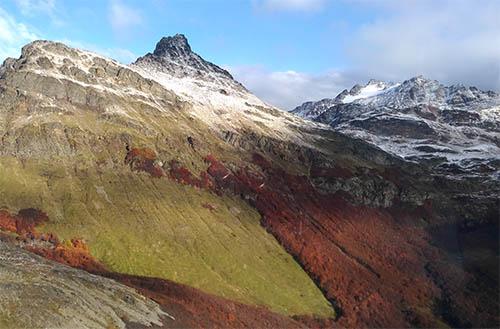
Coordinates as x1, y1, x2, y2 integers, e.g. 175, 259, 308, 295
0, 0, 499, 109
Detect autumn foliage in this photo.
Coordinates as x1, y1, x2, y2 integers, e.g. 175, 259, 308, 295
125, 147, 165, 178
120, 148, 496, 327
145, 152, 491, 327
0, 208, 105, 273
27, 238, 106, 273
0, 208, 48, 236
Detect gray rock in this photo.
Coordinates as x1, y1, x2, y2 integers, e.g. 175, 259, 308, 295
0, 241, 170, 329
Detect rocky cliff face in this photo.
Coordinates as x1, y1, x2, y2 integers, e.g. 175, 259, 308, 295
0, 37, 498, 328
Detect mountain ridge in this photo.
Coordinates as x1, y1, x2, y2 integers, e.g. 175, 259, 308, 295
293, 76, 499, 117
0, 35, 498, 328
292, 76, 500, 180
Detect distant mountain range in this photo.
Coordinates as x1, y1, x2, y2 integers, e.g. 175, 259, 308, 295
292, 76, 500, 178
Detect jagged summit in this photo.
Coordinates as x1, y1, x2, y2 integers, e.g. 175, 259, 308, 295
293, 75, 499, 114
133, 34, 244, 91
153, 34, 192, 57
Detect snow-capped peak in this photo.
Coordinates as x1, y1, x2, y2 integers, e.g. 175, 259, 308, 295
292, 76, 500, 179
130, 34, 315, 144
133, 34, 243, 91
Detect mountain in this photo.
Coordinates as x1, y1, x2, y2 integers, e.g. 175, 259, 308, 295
0, 37, 498, 328
292, 79, 396, 119
292, 76, 500, 180
132, 34, 308, 143
135, 34, 246, 91
0, 39, 334, 325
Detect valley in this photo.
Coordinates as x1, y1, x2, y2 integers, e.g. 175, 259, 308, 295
0, 35, 498, 328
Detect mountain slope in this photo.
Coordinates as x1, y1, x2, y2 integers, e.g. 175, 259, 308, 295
0, 40, 333, 317
292, 77, 500, 180
0, 37, 498, 328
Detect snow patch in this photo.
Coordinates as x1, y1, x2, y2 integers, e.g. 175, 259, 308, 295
343, 83, 399, 103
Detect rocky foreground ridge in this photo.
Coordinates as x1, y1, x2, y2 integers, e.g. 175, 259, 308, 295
0, 36, 498, 328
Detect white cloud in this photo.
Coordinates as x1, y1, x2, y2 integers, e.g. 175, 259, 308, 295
0, 5, 136, 66
109, 0, 143, 35
14, 0, 64, 26
14, 0, 56, 16
0, 7, 39, 62
61, 39, 137, 64
228, 65, 359, 109
239, 0, 500, 109
107, 47, 137, 64
255, 0, 328, 12
346, 0, 500, 90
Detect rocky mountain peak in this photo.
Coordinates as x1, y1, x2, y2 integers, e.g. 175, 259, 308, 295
133, 34, 246, 92
153, 33, 192, 58
367, 79, 388, 87
292, 76, 500, 179
401, 75, 440, 89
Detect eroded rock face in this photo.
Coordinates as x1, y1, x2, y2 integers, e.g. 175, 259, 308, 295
311, 174, 400, 208
0, 241, 170, 329
0, 40, 180, 128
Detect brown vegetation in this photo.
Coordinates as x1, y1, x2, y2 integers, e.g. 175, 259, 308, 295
125, 147, 165, 178
0, 207, 328, 329
137, 151, 497, 327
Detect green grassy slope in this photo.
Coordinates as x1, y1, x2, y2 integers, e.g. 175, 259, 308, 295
0, 153, 333, 317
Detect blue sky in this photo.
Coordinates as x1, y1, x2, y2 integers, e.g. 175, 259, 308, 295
1, 0, 499, 108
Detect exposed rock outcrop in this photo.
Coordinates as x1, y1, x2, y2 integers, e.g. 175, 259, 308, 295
0, 240, 169, 329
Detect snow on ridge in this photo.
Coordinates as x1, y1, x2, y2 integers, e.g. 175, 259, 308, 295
291, 76, 500, 177
130, 61, 323, 147
23, 40, 130, 72
342, 83, 399, 104
12, 39, 324, 148
479, 105, 500, 122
